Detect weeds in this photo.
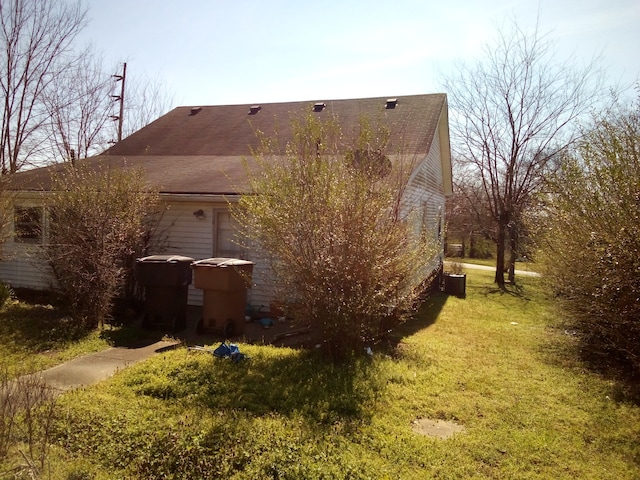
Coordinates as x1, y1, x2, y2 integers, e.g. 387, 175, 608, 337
0, 296, 132, 378
2, 270, 640, 478
0, 363, 59, 478
0, 283, 13, 308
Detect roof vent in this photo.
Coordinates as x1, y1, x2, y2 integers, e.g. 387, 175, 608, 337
313, 102, 326, 112
190, 106, 202, 115
248, 105, 261, 115
385, 98, 398, 109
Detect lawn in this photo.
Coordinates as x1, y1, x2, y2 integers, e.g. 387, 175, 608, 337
0, 290, 153, 377
3, 271, 640, 479
0, 295, 110, 377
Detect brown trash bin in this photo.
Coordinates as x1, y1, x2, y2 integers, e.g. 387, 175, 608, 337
191, 258, 254, 336
136, 255, 194, 332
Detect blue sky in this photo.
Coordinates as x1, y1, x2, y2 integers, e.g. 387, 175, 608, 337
81, 0, 640, 107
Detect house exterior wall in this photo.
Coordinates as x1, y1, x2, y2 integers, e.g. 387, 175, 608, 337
0, 138, 447, 309
400, 125, 446, 284
147, 197, 271, 309
0, 245, 51, 290
0, 102, 451, 312
152, 147, 449, 311
0, 194, 271, 310
0, 194, 53, 290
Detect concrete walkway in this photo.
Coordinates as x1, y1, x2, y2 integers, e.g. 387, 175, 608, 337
30, 339, 180, 394
13, 305, 303, 398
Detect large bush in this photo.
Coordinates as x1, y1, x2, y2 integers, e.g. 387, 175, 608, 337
541, 98, 640, 372
234, 114, 436, 359
45, 165, 160, 328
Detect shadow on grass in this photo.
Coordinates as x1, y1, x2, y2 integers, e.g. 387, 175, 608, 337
1, 289, 166, 354
580, 354, 640, 405
0, 301, 92, 353
98, 325, 167, 349
128, 348, 383, 426
477, 281, 532, 301
540, 326, 640, 405
382, 291, 448, 351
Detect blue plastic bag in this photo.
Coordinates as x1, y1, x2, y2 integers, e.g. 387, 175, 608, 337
213, 342, 231, 358
213, 342, 246, 362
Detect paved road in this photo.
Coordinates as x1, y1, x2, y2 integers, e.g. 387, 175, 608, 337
446, 261, 541, 277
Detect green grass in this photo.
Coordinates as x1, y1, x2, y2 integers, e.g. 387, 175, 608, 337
0, 296, 150, 376
4, 271, 640, 479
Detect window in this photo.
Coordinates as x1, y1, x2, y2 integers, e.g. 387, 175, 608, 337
212, 210, 243, 258
14, 207, 43, 243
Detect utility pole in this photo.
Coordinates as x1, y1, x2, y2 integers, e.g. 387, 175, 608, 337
111, 62, 127, 142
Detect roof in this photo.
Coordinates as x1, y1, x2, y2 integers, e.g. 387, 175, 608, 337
8, 94, 451, 195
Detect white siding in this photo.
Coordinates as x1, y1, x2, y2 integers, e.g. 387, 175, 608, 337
243, 242, 277, 311
0, 196, 265, 308
400, 131, 446, 284
0, 247, 53, 290
0, 196, 53, 290
148, 199, 267, 308
150, 200, 224, 306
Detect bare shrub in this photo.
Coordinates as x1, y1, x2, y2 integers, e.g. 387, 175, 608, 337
44, 164, 160, 328
1, 363, 58, 475
234, 114, 437, 359
541, 96, 640, 373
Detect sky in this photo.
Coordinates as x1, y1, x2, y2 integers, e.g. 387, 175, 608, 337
79, 0, 640, 108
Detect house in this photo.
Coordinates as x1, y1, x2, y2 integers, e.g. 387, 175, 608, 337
0, 94, 452, 309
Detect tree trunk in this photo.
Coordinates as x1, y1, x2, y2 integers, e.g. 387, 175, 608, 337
508, 222, 517, 284
494, 217, 507, 285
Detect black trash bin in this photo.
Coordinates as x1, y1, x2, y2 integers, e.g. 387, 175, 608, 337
444, 273, 466, 298
136, 255, 194, 332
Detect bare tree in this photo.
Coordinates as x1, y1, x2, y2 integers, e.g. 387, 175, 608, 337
44, 60, 174, 164
446, 163, 495, 259
0, 0, 88, 173
0, 1, 173, 170
443, 20, 604, 285
121, 70, 174, 138
43, 49, 115, 163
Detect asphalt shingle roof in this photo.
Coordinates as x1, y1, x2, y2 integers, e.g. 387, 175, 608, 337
9, 94, 447, 195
